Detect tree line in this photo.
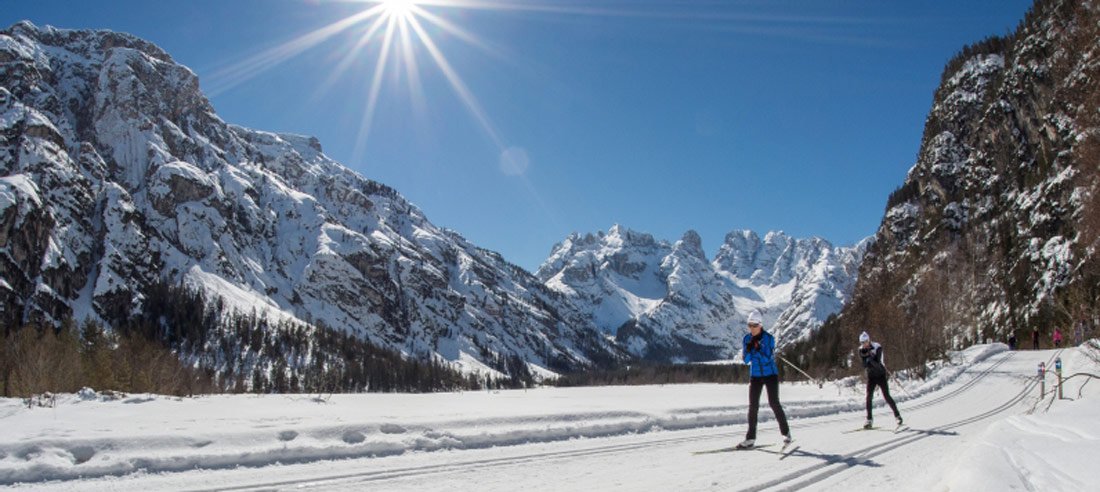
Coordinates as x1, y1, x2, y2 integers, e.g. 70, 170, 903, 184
0, 282, 531, 398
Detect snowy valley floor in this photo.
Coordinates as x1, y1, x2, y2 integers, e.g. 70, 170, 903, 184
2, 343, 1099, 491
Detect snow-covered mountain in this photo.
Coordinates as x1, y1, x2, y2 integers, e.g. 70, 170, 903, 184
536, 225, 869, 362
0, 21, 621, 375
820, 0, 1100, 355
0, 20, 871, 373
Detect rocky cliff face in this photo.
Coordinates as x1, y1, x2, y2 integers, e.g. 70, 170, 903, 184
537, 226, 868, 362
823, 0, 1100, 362
0, 21, 621, 375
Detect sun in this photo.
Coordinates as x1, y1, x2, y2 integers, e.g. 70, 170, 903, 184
207, 0, 507, 159
379, 0, 415, 18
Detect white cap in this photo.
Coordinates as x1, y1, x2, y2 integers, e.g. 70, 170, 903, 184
747, 310, 763, 326
859, 331, 870, 343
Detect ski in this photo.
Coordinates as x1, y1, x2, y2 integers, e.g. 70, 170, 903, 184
741, 443, 797, 459
842, 426, 878, 433
778, 444, 799, 460
777, 440, 797, 459
693, 444, 775, 455
843, 425, 908, 434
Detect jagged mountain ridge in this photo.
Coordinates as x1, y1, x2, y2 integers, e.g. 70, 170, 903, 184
537, 225, 869, 362
0, 21, 874, 375
0, 21, 622, 376
815, 0, 1100, 365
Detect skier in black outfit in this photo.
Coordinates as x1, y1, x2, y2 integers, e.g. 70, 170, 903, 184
859, 331, 902, 429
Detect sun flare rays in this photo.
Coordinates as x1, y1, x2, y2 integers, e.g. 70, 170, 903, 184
202, 0, 885, 168
204, 0, 509, 160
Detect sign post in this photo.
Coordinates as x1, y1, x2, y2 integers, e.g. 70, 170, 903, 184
1055, 358, 1063, 400
1038, 362, 1046, 397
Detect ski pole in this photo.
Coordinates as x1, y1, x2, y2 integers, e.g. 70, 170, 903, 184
890, 372, 916, 399
778, 355, 824, 389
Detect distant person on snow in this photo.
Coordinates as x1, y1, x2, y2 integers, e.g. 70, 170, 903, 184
859, 331, 903, 429
1075, 320, 1085, 346
1053, 328, 1063, 348
737, 310, 792, 449
1008, 333, 1017, 351
1032, 328, 1041, 350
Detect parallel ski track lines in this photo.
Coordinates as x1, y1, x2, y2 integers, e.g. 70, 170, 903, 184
195, 431, 732, 491
745, 350, 1061, 492
189, 350, 1040, 492
780, 350, 1018, 436
903, 350, 1020, 412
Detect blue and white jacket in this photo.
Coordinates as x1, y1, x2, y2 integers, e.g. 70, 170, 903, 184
743, 331, 779, 378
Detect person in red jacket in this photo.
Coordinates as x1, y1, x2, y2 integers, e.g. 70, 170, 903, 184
1053, 328, 1063, 348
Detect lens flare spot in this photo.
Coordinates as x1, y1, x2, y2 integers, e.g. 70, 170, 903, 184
500, 146, 530, 176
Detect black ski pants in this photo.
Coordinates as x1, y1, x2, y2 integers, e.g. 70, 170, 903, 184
746, 374, 790, 440
866, 375, 900, 421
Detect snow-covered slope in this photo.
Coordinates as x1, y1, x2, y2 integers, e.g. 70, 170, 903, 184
0, 21, 620, 374
537, 226, 868, 361
831, 0, 1100, 349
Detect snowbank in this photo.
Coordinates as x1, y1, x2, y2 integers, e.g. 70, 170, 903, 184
0, 384, 818, 485
940, 342, 1100, 491
832, 343, 1008, 400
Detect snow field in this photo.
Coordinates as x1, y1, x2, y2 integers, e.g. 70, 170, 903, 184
940, 341, 1100, 491
0, 344, 1013, 486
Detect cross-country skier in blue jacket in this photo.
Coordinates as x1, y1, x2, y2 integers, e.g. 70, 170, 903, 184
737, 310, 791, 449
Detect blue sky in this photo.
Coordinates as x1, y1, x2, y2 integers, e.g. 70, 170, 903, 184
3, 0, 1034, 271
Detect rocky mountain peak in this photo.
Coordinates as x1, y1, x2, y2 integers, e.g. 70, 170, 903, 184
672, 230, 705, 260
540, 224, 868, 361
0, 22, 622, 377
804, 0, 1100, 364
